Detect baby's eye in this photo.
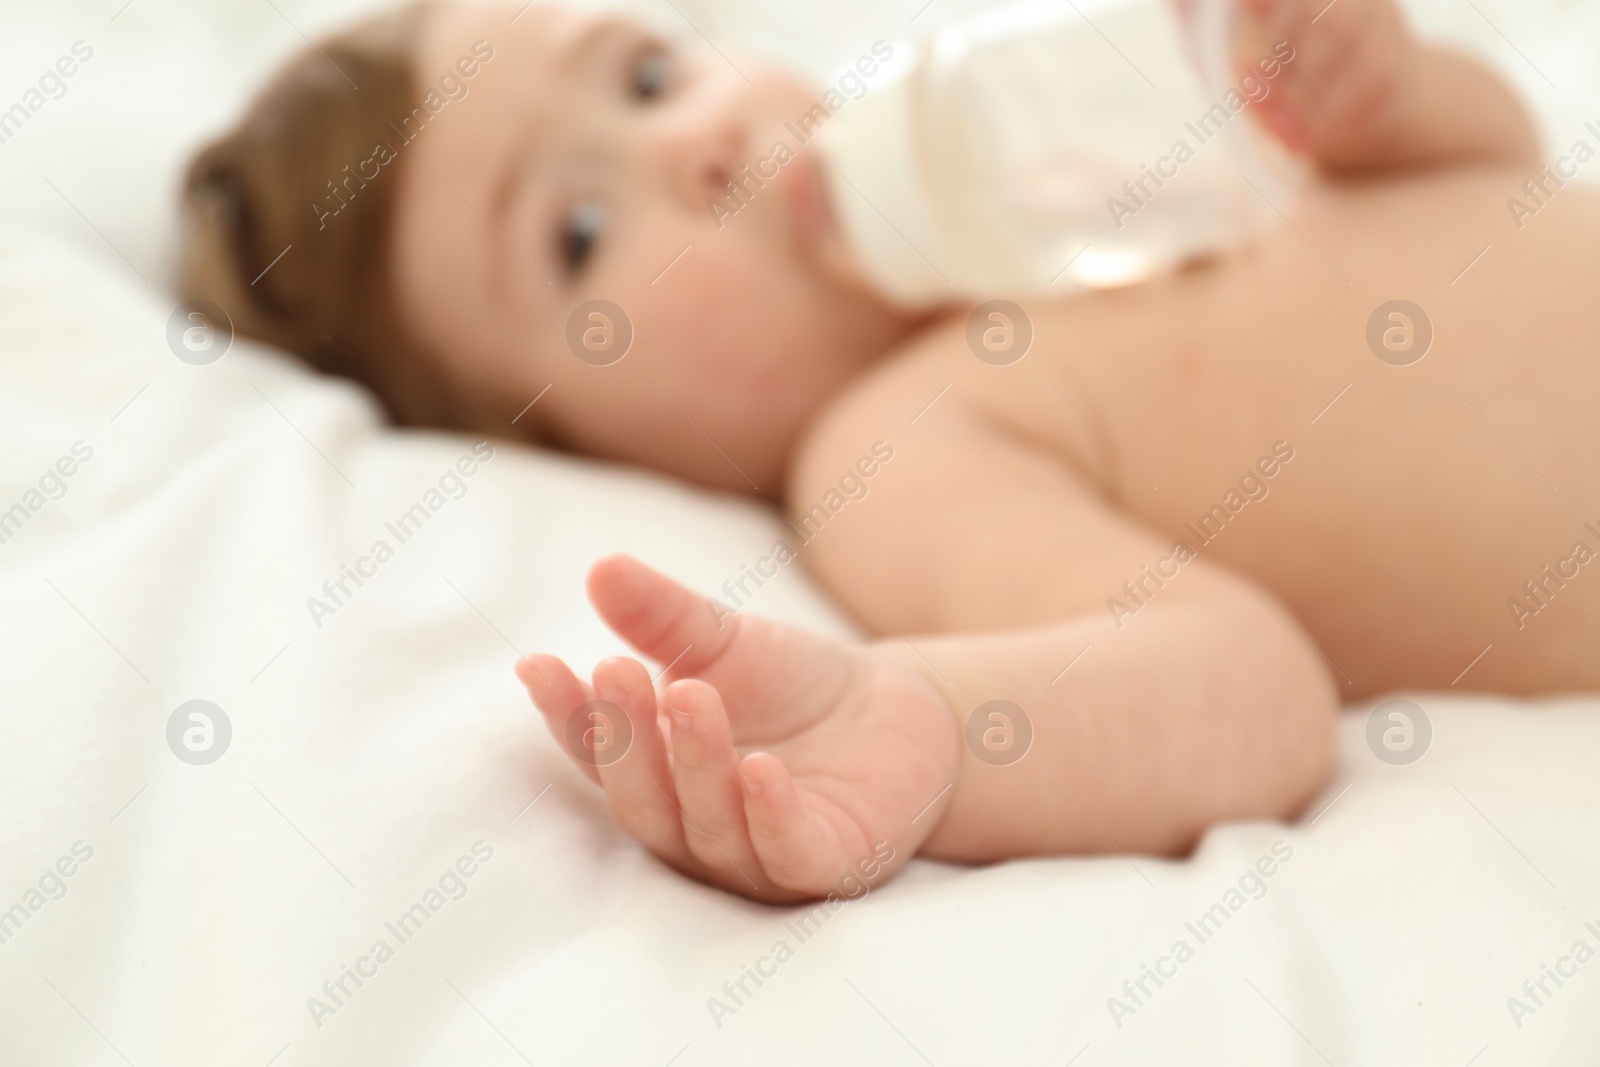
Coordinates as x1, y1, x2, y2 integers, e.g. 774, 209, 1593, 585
559, 200, 605, 276
631, 46, 671, 101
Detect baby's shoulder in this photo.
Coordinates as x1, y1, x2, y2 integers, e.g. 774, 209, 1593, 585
786, 314, 971, 502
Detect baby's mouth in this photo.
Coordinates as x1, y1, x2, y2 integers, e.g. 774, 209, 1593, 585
783, 149, 838, 250
783, 148, 878, 293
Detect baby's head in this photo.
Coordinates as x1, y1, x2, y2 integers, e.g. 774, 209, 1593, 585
182, 1, 921, 493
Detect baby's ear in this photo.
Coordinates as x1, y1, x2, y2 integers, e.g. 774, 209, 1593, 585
178, 157, 255, 318
186, 159, 246, 237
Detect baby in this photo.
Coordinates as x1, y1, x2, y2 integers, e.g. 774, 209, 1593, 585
182, 0, 1600, 903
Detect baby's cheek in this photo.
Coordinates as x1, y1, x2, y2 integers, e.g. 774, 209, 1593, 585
650, 246, 792, 343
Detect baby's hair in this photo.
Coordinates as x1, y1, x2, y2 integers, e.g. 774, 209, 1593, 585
180, 1, 478, 430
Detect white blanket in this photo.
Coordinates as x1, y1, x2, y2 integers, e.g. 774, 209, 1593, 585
2, 1, 1599, 1064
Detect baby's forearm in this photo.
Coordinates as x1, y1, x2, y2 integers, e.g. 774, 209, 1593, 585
872, 585, 1339, 862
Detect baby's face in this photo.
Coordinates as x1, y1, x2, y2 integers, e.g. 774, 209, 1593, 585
392, 1, 921, 493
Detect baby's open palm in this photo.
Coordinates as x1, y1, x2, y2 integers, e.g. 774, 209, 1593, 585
517, 556, 959, 902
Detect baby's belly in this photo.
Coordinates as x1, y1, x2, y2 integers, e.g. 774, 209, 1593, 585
965, 166, 1600, 695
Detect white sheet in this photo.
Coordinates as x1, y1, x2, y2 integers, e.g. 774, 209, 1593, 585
2, 1, 1599, 1064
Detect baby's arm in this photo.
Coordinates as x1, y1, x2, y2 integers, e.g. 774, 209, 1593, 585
793, 388, 1339, 864
1244, 0, 1540, 173
517, 384, 1337, 902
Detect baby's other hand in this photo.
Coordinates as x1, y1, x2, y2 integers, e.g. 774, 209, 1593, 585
516, 556, 961, 904
1237, 0, 1420, 169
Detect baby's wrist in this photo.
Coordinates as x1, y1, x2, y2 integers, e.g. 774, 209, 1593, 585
862, 640, 966, 837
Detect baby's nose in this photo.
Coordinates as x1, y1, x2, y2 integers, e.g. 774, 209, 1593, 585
653, 107, 747, 206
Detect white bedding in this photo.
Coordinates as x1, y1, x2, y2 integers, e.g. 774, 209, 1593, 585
2, 1, 1599, 1064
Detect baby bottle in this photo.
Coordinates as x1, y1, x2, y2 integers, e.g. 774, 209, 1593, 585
816, 0, 1305, 307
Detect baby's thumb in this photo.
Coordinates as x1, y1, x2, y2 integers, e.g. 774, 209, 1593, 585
586, 555, 738, 679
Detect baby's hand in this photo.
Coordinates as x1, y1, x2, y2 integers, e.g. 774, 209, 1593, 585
1238, 0, 1419, 169
517, 556, 960, 903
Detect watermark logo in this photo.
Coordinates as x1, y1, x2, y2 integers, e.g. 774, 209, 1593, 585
1106, 42, 1295, 230
314, 42, 496, 230
304, 443, 496, 629
1366, 299, 1431, 366
566, 699, 633, 767
1365, 698, 1431, 765
706, 41, 894, 230
706, 841, 895, 1029
306, 841, 495, 1028
167, 300, 233, 365
1107, 441, 1295, 629
1108, 839, 1295, 1027
965, 699, 1032, 766
166, 700, 231, 765
966, 300, 1032, 366
1506, 522, 1600, 630
1504, 918, 1600, 1029
0, 440, 94, 549
707, 442, 895, 628
1506, 122, 1600, 231
566, 299, 633, 366
0, 840, 94, 948
0, 40, 94, 148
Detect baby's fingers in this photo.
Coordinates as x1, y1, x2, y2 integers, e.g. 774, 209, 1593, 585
516, 653, 601, 785
591, 657, 697, 868
739, 752, 848, 895
664, 679, 767, 894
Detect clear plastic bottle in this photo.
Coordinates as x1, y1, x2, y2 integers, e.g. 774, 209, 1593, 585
817, 0, 1305, 307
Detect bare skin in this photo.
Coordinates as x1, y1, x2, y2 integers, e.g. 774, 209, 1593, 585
783, 164, 1600, 875
521, 166, 1600, 900
815, 165, 1600, 698
385, 0, 1590, 901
